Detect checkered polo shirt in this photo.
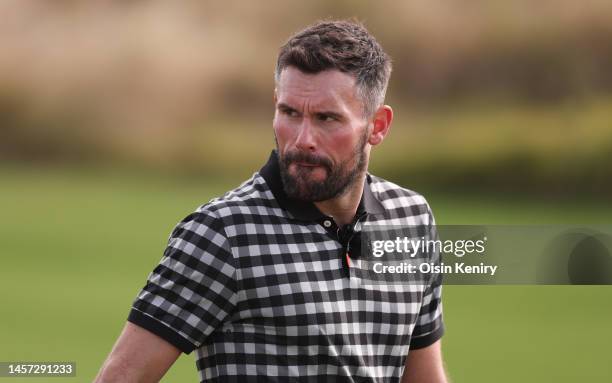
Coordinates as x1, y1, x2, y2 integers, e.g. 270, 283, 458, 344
128, 151, 444, 382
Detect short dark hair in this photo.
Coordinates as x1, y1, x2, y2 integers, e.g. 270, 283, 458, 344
275, 20, 392, 118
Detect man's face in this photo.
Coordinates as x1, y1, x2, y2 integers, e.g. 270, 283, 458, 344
273, 67, 371, 202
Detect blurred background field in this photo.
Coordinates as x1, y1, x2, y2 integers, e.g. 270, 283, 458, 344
2, 0, 612, 197
1, 0, 611, 382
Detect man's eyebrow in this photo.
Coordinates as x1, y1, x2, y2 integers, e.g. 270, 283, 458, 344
277, 102, 344, 119
276, 102, 296, 111
316, 110, 344, 119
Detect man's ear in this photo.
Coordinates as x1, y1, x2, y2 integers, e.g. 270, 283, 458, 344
368, 105, 393, 146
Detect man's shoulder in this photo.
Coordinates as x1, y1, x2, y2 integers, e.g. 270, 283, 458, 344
168, 173, 282, 241
191, 172, 282, 221
369, 174, 430, 206
368, 174, 434, 224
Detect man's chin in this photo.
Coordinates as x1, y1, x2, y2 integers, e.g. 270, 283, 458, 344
289, 179, 322, 195
282, 178, 323, 201
289, 170, 328, 186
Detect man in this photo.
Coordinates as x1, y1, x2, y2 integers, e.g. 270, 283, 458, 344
95, 20, 447, 382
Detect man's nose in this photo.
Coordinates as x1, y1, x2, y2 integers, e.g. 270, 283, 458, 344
294, 118, 316, 152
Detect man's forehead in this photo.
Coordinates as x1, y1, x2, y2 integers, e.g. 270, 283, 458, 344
276, 67, 360, 110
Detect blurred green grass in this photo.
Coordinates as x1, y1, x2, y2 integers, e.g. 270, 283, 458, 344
0, 166, 611, 382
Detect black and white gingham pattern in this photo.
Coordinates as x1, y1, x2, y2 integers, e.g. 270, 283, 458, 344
129, 151, 443, 382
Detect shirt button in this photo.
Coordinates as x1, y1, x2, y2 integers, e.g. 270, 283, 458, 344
323, 220, 332, 228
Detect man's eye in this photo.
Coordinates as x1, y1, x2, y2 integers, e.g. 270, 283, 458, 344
318, 114, 335, 122
282, 109, 298, 117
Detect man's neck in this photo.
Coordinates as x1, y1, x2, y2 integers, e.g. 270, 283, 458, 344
314, 173, 367, 226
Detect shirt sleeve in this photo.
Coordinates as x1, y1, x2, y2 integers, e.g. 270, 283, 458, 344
128, 210, 238, 354
409, 204, 444, 349
409, 275, 444, 349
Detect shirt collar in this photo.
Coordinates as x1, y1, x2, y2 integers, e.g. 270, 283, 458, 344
259, 150, 385, 222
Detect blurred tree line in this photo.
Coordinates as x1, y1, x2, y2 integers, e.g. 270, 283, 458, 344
0, 0, 611, 197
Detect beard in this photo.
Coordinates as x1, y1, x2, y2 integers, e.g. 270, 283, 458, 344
276, 132, 369, 202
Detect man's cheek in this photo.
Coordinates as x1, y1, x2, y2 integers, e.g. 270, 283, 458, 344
274, 126, 294, 150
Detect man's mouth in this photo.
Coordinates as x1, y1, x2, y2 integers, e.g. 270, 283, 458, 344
294, 162, 321, 168
282, 151, 332, 173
